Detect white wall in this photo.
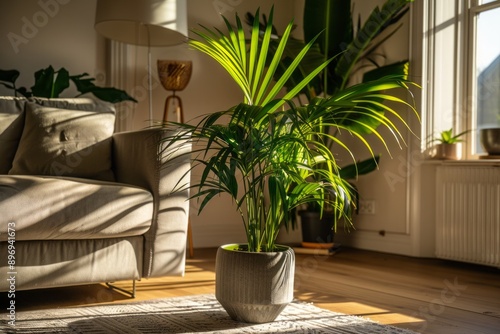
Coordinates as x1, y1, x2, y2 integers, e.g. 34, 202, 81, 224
0, 0, 106, 96
0, 0, 433, 256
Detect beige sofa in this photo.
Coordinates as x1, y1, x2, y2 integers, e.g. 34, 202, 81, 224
0, 96, 191, 293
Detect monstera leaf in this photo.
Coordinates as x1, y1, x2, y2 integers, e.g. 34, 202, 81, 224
31, 66, 70, 98
0, 70, 20, 90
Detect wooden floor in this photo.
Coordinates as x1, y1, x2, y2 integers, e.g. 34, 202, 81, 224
3, 247, 500, 333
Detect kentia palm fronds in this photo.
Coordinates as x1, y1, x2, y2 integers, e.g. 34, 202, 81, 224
161, 7, 418, 252
190, 7, 329, 111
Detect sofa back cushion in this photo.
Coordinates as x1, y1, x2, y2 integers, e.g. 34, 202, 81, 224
0, 97, 26, 174
8, 98, 116, 181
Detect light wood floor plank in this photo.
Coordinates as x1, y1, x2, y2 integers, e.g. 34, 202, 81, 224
1, 247, 499, 333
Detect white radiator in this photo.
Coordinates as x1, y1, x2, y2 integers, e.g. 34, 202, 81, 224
435, 165, 500, 267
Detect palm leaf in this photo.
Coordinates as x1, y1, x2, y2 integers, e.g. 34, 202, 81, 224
189, 7, 333, 113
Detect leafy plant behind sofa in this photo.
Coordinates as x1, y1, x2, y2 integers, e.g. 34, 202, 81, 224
0, 65, 136, 104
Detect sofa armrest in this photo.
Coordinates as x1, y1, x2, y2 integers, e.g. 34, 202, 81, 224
112, 127, 191, 278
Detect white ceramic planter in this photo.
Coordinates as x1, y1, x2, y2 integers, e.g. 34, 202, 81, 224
215, 244, 295, 323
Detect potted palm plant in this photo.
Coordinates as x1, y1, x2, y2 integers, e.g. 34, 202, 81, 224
160, 7, 417, 323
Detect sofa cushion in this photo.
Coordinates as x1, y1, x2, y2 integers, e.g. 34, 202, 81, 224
8, 101, 116, 181
0, 175, 153, 241
0, 97, 26, 174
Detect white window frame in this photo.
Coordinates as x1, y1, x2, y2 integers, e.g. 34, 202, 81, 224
467, 0, 500, 156
419, 0, 500, 159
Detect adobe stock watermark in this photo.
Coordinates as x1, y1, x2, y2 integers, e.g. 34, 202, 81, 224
5, 221, 17, 328
212, 0, 243, 17
410, 277, 467, 332
112, 63, 164, 126
293, 242, 334, 291
7, 0, 72, 54
84, 288, 115, 304
383, 149, 426, 192
49, 145, 94, 176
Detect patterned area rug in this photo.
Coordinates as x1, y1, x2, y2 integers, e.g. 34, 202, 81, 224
6, 294, 418, 333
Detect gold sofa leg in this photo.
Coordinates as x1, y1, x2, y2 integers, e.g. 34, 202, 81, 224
106, 280, 136, 298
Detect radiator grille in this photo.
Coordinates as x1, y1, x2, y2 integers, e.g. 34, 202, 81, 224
435, 165, 500, 267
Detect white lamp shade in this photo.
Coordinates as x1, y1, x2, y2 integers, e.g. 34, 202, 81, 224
95, 0, 187, 46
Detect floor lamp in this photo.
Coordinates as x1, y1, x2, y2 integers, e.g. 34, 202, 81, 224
95, 0, 194, 258
94, 0, 188, 125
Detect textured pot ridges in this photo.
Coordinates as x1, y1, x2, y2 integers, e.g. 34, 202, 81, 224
215, 245, 295, 323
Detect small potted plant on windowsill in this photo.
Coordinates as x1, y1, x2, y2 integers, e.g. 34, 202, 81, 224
430, 128, 469, 160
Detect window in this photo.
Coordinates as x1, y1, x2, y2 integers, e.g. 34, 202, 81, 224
472, 1, 500, 153
422, 0, 500, 158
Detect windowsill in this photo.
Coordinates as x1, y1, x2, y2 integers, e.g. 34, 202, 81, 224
422, 158, 500, 166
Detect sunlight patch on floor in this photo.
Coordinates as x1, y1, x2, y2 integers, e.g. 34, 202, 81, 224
310, 301, 425, 327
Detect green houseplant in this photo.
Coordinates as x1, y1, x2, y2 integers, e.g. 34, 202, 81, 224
431, 128, 468, 160
0, 65, 136, 103
248, 0, 413, 246
161, 7, 417, 323
433, 128, 468, 144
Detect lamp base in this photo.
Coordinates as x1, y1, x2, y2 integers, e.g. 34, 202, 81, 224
163, 94, 183, 123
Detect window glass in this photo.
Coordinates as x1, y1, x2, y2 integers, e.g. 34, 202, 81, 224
475, 6, 500, 153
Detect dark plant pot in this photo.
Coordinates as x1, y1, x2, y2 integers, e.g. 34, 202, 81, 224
480, 128, 500, 155
215, 244, 295, 323
298, 210, 335, 248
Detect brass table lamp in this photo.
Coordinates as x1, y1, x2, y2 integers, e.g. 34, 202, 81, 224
157, 60, 192, 123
